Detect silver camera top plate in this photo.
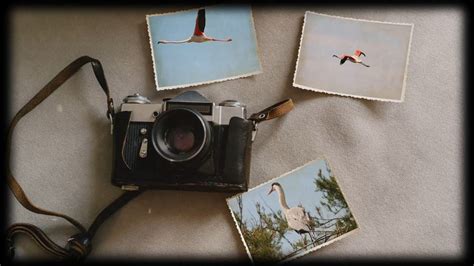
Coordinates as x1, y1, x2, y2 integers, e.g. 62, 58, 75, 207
121, 103, 162, 122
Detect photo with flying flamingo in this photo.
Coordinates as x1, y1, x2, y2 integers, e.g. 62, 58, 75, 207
226, 159, 358, 262
147, 5, 261, 90
293, 11, 414, 102
157, 9, 233, 44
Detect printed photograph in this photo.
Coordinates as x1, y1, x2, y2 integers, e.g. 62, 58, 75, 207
293, 12, 414, 102
147, 5, 262, 90
226, 159, 358, 263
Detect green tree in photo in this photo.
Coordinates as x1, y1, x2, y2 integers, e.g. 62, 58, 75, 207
232, 197, 286, 261
231, 162, 357, 262
313, 164, 357, 235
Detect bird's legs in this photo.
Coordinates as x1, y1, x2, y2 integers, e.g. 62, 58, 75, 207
359, 62, 370, 67
208, 37, 232, 42
307, 231, 316, 245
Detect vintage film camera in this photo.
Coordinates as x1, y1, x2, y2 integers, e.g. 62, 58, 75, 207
6, 56, 293, 260
112, 91, 276, 192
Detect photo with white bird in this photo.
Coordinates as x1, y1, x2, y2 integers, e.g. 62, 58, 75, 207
227, 159, 358, 262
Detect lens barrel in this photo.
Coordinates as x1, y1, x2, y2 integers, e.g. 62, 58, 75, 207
151, 108, 211, 163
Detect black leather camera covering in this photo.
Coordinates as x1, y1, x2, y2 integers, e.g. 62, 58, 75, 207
111, 111, 253, 192
223, 117, 253, 186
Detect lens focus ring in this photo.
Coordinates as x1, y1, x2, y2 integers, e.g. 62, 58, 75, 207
151, 108, 211, 164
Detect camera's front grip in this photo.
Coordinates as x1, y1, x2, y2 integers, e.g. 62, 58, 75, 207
223, 97, 294, 186
223, 117, 254, 185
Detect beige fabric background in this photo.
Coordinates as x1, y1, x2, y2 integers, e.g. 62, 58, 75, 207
9, 6, 463, 261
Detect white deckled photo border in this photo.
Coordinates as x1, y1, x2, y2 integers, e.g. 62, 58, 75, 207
292, 11, 414, 103
146, 5, 263, 91
225, 157, 360, 264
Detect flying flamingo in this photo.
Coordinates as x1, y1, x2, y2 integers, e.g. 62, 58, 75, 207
333, 50, 370, 67
157, 9, 232, 44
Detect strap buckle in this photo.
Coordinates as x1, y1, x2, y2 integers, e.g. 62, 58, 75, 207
248, 98, 294, 141
107, 112, 114, 135
251, 120, 259, 142
66, 233, 92, 260
249, 98, 294, 123
107, 98, 115, 135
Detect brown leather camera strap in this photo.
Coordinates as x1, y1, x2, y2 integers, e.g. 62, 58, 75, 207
6, 56, 294, 260
248, 99, 294, 123
6, 56, 142, 261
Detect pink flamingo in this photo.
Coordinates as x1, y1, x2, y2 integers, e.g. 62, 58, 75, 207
157, 9, 232, 44
333, 50, 370, 67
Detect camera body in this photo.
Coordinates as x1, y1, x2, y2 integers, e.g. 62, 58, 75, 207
111, 91, 254, 192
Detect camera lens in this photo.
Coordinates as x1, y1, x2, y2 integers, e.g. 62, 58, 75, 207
152, 108, 211, 163
166, 127, 195, 153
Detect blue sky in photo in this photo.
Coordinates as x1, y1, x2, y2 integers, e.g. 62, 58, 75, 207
227, 159, 352, 256
148, 5, 261, 88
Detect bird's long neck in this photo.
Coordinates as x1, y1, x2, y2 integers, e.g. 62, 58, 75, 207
332, 55, 341, 59
275, 186, 290, 211
159, 39, 190, 44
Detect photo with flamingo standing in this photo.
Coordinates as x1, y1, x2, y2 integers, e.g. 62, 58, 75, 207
293, 12, 414, 102
226, 159, 358, 263
147, 5, 262, 90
